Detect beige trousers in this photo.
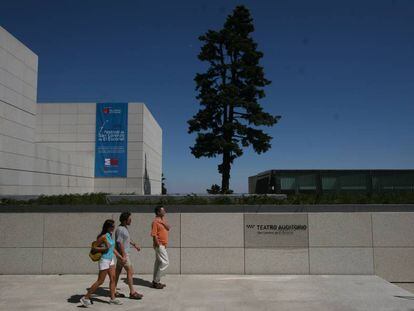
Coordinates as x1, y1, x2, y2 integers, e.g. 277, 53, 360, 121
153, 245, 169, 283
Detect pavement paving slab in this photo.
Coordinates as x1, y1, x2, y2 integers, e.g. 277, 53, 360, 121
394, 283, 414, 294
0, 275, 413, 310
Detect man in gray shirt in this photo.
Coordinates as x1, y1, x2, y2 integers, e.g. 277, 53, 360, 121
114, 212, 143, 299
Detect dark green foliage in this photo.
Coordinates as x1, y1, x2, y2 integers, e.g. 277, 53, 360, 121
1, 192, 414, 206
188, 5, 279, 192
162, 173, 167, 195
0, 193, 108, 206
206, 184, 234, 194
35, 193, 108, 205
207, 184, 221, 194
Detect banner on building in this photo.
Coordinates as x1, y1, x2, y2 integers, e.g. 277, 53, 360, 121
95, 103, 128, 177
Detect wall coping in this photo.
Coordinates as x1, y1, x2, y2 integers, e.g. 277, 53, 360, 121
1, 204, 414, 213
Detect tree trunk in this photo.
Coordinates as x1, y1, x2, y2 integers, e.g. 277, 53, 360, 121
221, 151, 231, 192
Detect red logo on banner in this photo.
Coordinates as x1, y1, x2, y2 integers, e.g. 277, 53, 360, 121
104, 158, 118, 167
103, 107, 110, 114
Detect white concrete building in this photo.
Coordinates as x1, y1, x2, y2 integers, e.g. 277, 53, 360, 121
0, 26, 162, 195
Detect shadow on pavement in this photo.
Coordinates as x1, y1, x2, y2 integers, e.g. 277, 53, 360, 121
67, 287, 111, 305
67, 294, 83, 304
129, 277, 153, 288
394, 295, 414, 300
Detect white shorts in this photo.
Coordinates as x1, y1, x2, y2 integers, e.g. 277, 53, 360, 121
98, 258, 115, 271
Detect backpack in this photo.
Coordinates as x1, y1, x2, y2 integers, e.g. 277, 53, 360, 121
89, 236, 108, 262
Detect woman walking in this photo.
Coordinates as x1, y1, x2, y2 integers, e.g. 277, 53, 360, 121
80, 219, 126, 307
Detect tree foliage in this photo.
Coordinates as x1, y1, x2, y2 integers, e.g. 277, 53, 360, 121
162, 173, 167, 195
188, 5, 279, 192
206, 184, 221, 194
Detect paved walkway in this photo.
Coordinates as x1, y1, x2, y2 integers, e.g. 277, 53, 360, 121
0, 275, 413, 310
396, 283, 414, 294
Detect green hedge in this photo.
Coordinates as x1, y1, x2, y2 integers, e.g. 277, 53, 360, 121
0, 193, 108, 206
1, 192, 414, 205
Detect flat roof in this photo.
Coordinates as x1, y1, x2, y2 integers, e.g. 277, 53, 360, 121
252, 169, 414, 178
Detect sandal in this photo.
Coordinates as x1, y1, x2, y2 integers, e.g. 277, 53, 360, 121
115, 292, 126, 298
152, 281, 164, 289
129, 292, 143, 299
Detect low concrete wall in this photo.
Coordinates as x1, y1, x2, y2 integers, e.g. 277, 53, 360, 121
0, 205, 413, 282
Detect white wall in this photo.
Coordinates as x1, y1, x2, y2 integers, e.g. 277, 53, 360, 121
125, 102, 144, 193
0, 27, 162, 195
37, 102, 162, 194
0, 26, 38, 195
0, 27, 94, 195
142, 104, 162, 194
36, 103, 95, 154
35, 103, 95, 194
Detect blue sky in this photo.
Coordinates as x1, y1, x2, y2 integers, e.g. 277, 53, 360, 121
1, 0, 414, 193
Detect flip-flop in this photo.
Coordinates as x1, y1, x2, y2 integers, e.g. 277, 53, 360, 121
129, 292, 143, 299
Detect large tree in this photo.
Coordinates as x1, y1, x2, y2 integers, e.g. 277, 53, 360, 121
188, 5, 279, 193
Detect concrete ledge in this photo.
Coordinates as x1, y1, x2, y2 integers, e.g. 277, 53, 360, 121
374, 248, 414, 282
181, 213, 243, 247
372, 213, 414, 247
309, 213, 372, 247
42, 248, 96, 274
130, 247, 180, 274
310, 248, 374, 275
0, 213, 44, 247
2, 204, 414, 213
42, 247, 182, 275
127, 213, 180, 248
245, 248, 309, 274
244, 213, 309, 248
0, 248, 42, 274
0, 210, 412, 278
43, 213, 114, 247
181, 248, 244, 274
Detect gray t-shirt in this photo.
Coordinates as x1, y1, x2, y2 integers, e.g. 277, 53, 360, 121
115, 226, 130, 254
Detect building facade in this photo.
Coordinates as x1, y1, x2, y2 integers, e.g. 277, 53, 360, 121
249, 169, 414, 195
0, 26, 162, 195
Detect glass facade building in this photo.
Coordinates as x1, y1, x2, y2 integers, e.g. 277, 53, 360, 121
248, 170, 414, 195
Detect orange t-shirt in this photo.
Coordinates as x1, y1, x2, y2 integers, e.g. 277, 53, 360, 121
151, 218, 169, 246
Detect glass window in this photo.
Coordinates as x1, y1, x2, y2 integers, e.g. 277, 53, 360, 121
297, 174, 317, 190
280, 176, 296, 190
339, 174, 366, 190
322, 176, 337, 190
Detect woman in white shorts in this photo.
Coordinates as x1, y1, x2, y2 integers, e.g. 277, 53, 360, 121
81, 219, 126, 307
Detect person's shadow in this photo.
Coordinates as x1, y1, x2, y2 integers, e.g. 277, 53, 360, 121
67, 287, 111, 306
124, 277, 153, 288
394, 295, 414, 300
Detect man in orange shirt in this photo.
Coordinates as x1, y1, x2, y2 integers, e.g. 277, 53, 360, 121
151, 206, 170, 289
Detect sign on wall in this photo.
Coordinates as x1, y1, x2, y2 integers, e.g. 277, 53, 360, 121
95, 103, 128, 177
244, 214, 309, 248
